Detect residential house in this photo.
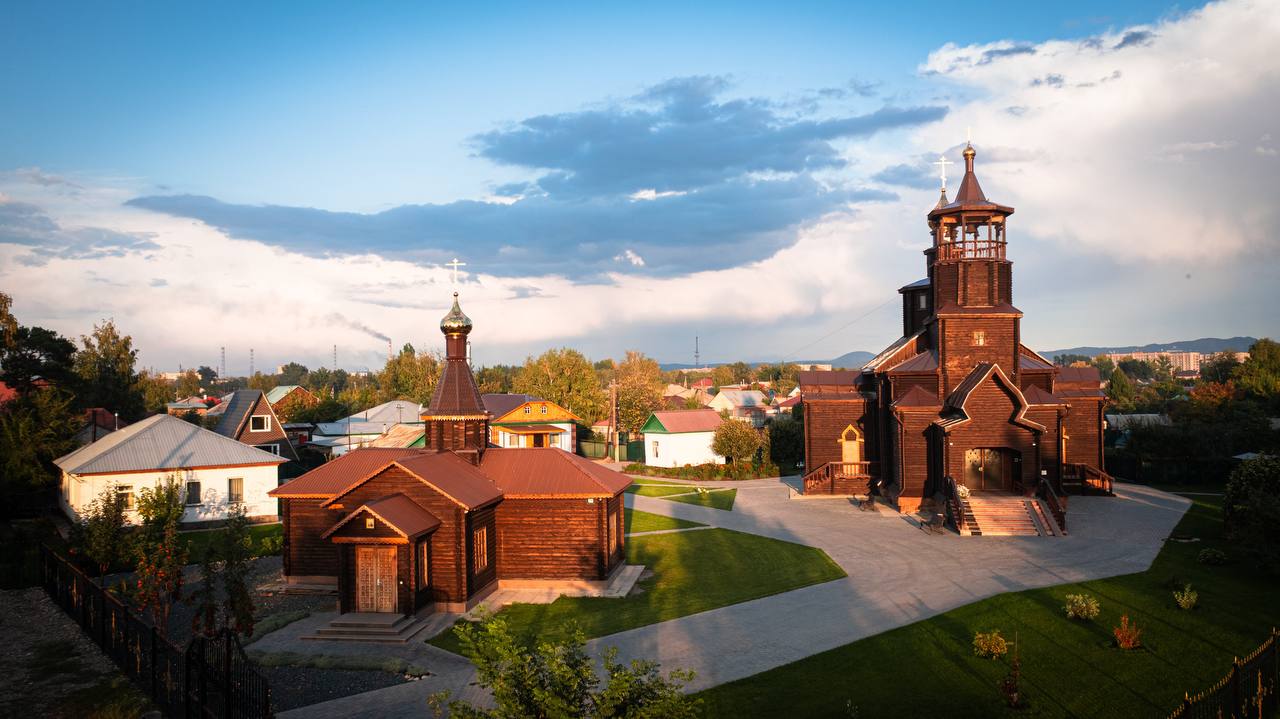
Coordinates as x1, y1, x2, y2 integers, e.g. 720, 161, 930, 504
310, 400, 423, 457
55, 413, 286, 526
166, 395, 210, 416
213, 389, 300, 462
481, 394, 581, 451
73, 408, 124, 447
708, 389, 769, 427
265, 384, 319, 420
641, 409, 725, 468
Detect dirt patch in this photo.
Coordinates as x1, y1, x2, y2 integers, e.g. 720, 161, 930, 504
0, 588, 151, 719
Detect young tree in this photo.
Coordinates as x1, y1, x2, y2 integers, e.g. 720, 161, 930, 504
513, 348, 606, 422
80, 485, 128, 578
0, 290, 16, 349
616, 351, 663, 433
767, 416, 805, 468
1224, 456, 1280, 573
190, 508, 257, 637
134, 475, 188, 637
432, 614, 699, 719
713, 419, 762, 464
74, 319, 144, 419
1091, 355, 1116, 379
1117, 358, 1155, 382
1233, 338, 1280, 405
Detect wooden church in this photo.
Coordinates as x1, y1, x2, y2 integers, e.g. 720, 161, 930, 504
270, 293, 629, 616
798, 143, 1110, 516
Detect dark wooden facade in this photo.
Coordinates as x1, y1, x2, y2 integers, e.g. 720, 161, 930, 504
800, 144, 1107, 510
271, 293, 630, 616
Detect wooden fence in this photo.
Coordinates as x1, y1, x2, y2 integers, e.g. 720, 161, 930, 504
40, 545, 273, 718
1168, 628, 1278, 719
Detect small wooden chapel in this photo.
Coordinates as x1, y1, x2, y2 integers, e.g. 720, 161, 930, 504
270, 293, 629, 616
798, 143, 1110, 514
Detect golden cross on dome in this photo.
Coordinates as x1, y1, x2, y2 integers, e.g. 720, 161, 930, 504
932, 155, 955, 190
446, 257, 467, 285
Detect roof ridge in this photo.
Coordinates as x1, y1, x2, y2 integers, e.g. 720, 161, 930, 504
58, 413, 163, 469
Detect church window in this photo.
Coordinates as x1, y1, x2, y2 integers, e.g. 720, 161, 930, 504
473, 527, 489, 571
972, 331, 986, 347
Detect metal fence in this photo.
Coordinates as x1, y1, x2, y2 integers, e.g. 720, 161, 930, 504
40, 545, 273, 718
1168, 628, 1278, 719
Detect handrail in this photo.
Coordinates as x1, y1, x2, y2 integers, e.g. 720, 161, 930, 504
944, 475, 966, 534
1064, 463, 1115, 496
1038, 478, 1068, 532
801, 461, 877, 494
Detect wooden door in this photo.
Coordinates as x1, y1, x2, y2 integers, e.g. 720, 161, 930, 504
533, 433, 546, 448
355, 546, 398, 613
964, 449, 1008, 491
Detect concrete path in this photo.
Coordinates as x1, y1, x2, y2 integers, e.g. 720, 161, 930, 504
280, 480, 1189, 716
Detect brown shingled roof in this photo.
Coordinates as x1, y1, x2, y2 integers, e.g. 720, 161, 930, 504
425, 358, 487, 417
1023, 385, 1066, 406
480, 448, 630, 497
321, 493, 441, 539
887, 351, 938, 374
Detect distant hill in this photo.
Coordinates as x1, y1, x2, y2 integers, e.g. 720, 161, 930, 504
828, 350, 875, 368
1039, 336, 1258, 359
659, 350, 876, 372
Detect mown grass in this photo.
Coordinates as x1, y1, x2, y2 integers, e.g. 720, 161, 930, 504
624, 508, 705, 534
624, 484, 696, 497
698, 494, 1280, 718
430, 528, 846, 655
181, 522, 282, 559
626, 483, 738, 510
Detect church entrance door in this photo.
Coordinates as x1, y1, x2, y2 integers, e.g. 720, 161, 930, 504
964, 448, 1015, 492
355, 546, 397, 613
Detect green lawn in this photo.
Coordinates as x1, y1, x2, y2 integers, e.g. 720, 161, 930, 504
181, 522, 282, 559
698, 495, 1280, 718
625, 483, 738, 510
624, 508, 705, 534
430, 527, 846, 654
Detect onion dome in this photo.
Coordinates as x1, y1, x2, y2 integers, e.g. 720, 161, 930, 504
440, 292, 472, 335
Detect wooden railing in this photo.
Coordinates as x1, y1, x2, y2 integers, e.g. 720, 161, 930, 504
802, 461, 876, 494
1037, 478, 1068, 533
944, 476, 967, 534
1064, 463, 1115, 496
936, 238, 1006, 261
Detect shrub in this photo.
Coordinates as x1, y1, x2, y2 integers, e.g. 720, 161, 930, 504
1173, 584, 1198, 610
255, 534, 283, 557
623, 463, 648, 474
1197, 548, 1227, 565
972, 630, 1008, 659
1113, 615, 1142, 649
1063, 593, 1101, 620
1223, 456, 1280, 573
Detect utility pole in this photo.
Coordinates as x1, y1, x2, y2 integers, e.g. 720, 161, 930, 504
220, 346, 226, 384
249, 348, 254, 378
609, 379, 619, 462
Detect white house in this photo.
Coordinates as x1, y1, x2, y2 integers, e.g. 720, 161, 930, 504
707, 389, 769, 427
55, 414, 286, 526
640, 409, 725, 468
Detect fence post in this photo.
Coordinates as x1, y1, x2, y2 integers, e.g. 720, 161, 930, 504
223, 631, 233, 719
1231, 657, 1241, 716
150, 626, 158, 699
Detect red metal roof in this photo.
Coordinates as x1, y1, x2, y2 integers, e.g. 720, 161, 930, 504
391, 453, 503, 509
270, 447, 419, 497
322, 493, 441, 539
1023, 385, 1066, 406
648, 409, 722, 433
1056, 366, 1102, 387
893, 385, 939, 408
480, 448, 630, 496
887, 351, 938, 374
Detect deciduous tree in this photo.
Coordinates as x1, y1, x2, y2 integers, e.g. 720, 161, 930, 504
74, 319, 144, 419
0, 325, 77, 394
1107, 368, 1135, 411
1233, 338, 1280, 406
713, 418, 761, 464
377, 347, 440, 405
80, 485, 127, 578
512, 349, 606, 422
134, 475, 187, 637
616, 351, 662, 433
0, 387, 79, 500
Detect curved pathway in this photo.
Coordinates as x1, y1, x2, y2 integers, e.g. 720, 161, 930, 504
282, 479, 1189, 716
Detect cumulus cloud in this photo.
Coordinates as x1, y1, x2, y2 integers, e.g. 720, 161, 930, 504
0, 196, 159, 266
614, 249, 645, 267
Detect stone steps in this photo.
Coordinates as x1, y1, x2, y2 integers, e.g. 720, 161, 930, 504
964, 495, 1043, 537
302, 612, 436, 644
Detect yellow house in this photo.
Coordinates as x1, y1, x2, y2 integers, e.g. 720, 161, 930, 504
481, 394, 583, 450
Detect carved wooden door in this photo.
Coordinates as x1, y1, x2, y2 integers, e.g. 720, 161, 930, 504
356, 547, 398, 613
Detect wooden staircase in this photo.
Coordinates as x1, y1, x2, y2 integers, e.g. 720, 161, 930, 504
960, 494, 1060, 537
1062, 463, 1116, 496
302, 612, 438, 644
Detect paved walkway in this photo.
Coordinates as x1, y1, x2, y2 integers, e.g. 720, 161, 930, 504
280, 480, 1189, 716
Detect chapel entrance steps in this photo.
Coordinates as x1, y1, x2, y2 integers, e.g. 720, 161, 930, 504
302, 611, 442, 644
958, 494, 1061, 537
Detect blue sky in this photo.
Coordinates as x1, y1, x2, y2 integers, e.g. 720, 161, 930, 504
2, 0, 1277, 372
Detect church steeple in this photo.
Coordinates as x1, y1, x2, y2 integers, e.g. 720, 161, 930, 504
420, 290, 489, 459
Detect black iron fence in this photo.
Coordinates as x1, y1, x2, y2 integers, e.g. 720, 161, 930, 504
1168, 628, 1278, 719
39, 545, 273, 718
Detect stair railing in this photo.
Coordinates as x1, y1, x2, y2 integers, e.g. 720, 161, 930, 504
944, 475, 967, 534
1037, 477, 1068, 532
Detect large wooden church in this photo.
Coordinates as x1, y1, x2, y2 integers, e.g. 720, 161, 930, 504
798, 143, 1108, 513
270, 293, 629, 616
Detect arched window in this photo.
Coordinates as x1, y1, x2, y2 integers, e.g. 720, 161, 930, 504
839, 425, 864, 464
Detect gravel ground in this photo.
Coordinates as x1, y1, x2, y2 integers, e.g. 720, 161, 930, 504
261, 666, 409, 711
0, 587, 151, 718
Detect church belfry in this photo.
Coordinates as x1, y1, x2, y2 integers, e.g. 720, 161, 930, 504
419, 292, 490, 460
925, 143, 1022, 394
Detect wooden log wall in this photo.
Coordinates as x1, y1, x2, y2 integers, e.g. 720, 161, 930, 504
496, 498, 605, 579
1063, 398, 1105, 469
943, 378, 1040, 491
465, 505, 498, 596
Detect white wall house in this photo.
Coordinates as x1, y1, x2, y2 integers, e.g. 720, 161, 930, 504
707, 389, 769, 427
55, 414, 286, 525
640, 409, 726, 468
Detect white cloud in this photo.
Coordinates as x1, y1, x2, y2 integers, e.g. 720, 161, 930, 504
3, 0, 1278, 367
613, 249, 646, 266
628, 188, 688, 201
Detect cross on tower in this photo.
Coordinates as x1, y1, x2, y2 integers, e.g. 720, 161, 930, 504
446, 257, 467, 285
933, 155, 955, 190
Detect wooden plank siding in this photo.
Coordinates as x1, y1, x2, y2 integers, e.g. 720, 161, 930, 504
1063, 398, 1106, 469
465, 505, 499, 596
944, 379, 1040, 493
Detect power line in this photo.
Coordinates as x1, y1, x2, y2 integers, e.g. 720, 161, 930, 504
781, 297, 898, 364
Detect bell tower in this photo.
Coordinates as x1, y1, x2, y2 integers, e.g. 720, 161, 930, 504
419, 292, 490, 462
926, 143, 1023, 395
